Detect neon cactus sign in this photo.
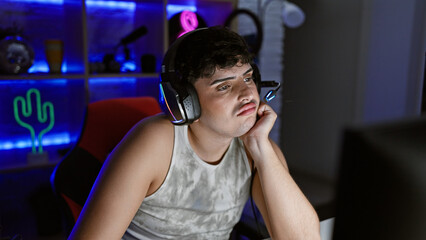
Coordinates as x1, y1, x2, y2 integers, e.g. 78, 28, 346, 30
13, 88, 55, 154
178, 10, 199, 38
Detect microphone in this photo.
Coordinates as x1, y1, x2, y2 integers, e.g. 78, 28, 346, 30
260, 81, 280, 102
119, 26, 148, 46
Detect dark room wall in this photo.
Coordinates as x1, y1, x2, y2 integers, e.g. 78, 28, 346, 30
280, 0, 426, 182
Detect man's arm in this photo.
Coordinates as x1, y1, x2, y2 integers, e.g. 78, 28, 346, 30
242, 103, 320, 240
68, 115, 173, 240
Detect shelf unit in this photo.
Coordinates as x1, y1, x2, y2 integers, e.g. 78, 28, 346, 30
0, 0, 236, 170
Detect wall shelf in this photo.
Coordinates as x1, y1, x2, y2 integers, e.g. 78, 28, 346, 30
88, 73, 159, 79
0, 74, 86, 80
0, 73, 159, 81
0, 0, 236, 169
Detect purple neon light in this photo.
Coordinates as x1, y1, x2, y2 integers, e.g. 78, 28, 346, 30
159, 84, 182, 123
177, 10, 198, 38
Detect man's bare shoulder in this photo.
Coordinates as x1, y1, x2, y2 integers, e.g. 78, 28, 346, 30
126, 113, 174, 142
106, 114, 174, 191
109, 113, 174, 162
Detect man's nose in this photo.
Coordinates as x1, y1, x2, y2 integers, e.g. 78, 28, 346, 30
237, 81, 254, 102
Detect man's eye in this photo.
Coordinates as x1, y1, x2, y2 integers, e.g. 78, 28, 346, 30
218, 84, 230, 91
244, 77, 254, 83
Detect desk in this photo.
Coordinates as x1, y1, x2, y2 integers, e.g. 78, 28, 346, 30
291, 169, 336, 221
0, 145, 69, 173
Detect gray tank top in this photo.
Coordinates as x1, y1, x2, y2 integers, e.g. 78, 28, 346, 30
123, 125, 252, 239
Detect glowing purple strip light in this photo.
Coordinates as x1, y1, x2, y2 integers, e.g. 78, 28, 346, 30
159, 84, 183, 124
177, 10, 199, 38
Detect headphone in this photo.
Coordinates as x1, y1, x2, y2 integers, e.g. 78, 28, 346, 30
224, 9, 263, 57
159, 27, 280, 125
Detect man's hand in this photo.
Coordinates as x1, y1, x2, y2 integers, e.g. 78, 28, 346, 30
240, 102, 277, 159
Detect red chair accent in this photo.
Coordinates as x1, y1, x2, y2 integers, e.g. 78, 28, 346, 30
50, 96, 162, 234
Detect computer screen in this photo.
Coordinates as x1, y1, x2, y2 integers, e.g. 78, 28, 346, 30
333, 116, 426, 240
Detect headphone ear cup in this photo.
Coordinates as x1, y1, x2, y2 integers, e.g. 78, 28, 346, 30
159, 81, 187, 124
159, 81, 201, 125
183, 83, 201, 123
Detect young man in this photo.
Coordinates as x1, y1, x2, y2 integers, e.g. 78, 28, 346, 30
69, 26, 320, 239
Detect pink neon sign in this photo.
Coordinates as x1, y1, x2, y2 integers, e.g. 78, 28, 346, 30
177, 10, 199, 38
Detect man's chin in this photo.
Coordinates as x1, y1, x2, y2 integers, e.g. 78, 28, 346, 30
236, 116, 257, 136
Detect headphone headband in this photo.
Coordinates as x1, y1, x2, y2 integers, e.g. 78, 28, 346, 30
161, 28, 207, 81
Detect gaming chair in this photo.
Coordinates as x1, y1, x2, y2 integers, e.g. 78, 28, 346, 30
50, 96, 162, 234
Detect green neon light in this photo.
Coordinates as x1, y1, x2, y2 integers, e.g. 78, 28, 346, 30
13, 88, 55, 153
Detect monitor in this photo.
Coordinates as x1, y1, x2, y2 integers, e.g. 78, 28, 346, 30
333, 116, 426, 240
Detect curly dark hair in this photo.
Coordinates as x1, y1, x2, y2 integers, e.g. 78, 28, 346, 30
173, 26, 254, 85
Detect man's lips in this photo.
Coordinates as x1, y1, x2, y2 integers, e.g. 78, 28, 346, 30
237, 102, 257, 116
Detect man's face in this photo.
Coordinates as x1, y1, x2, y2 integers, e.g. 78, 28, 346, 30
193, 63, 260, 138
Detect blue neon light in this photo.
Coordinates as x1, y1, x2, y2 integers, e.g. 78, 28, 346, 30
6, 0, 64, 5
86, 0, 136, 10
167, 4, 197, 19
0, 79, 68, 86
28, 61, 67, 74
0, 132, 73, 150
88, 77, 136, 85
5, 0, 137, 10
28, 64, 48, 73
121, 61, 137, 72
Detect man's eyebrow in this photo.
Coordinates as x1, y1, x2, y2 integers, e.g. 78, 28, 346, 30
209, 67, 253, 86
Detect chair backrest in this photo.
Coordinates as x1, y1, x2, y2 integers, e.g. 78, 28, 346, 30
50, 96, 162, 233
